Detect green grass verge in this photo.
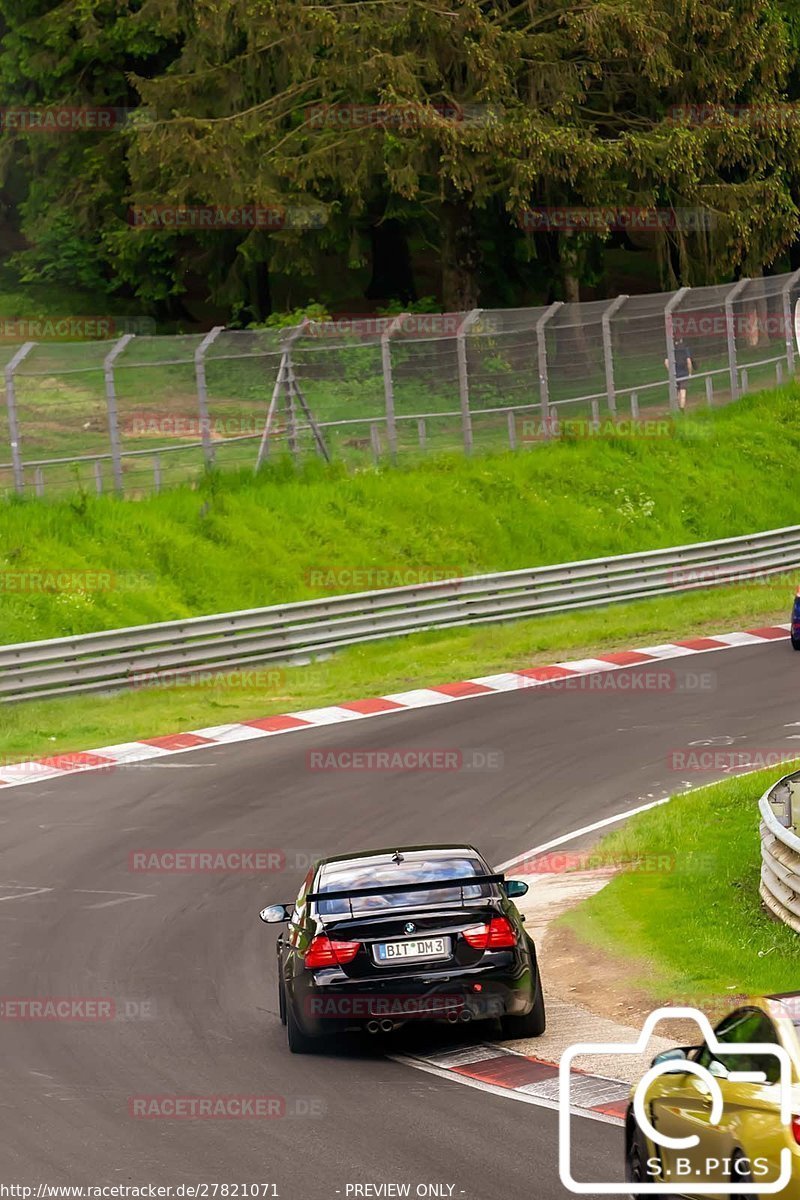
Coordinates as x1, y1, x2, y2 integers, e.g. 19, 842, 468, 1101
1, 379, 798, 760
560, 766, 800, 998
3, 382, 800, 646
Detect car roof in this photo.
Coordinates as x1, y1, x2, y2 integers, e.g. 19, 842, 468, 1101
317, 844, 486, 874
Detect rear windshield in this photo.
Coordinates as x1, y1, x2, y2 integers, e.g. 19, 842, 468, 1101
315, 857, 494, 916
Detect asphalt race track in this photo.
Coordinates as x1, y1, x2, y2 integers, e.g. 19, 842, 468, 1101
2, 640, 795, 1196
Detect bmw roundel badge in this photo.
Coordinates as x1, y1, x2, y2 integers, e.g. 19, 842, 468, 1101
404, 921, 416, 934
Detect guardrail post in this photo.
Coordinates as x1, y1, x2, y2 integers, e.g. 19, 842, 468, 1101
781, 269, 800, 376
724, 278, 749, 403
4, 340, 35, 494
456, 309, 482, 454
194, 325, 224, 467
103, 334, 135, 495
601, 295, 627, 415
664, 288, 690, 411
535, 302, 563, 429
381, 313, 408, 462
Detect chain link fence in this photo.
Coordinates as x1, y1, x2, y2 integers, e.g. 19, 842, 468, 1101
2, 269, 799, 498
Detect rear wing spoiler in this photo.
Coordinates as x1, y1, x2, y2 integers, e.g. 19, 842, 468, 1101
307, 873, 506, 904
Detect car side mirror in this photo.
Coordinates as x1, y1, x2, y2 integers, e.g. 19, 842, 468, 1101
505, 879, 529, 898
651, 1047, 699, 1071
259, 904, 290, 923
708, 1060, 729, 1080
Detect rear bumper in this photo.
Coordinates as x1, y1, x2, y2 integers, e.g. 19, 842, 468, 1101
289, 956, 538, 1036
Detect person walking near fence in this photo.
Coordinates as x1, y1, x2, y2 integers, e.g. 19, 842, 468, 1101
664, 337, 694, 411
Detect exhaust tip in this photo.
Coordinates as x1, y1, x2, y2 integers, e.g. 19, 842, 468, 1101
446, 1010, 460, 1024
459, 1010, 472, 1023
366, 1020, 380, 1034
379, 1019, 394, 1033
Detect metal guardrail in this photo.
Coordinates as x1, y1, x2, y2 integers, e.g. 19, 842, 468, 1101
759, 770, 800, 934
3, 523, 800, 704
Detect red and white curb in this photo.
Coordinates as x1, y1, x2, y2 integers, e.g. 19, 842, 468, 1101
0, 623, 789, 791
392, 1043, 630, 1125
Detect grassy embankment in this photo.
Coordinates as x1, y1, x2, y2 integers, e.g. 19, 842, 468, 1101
560, 765, 800, 998
1, 383, 799, 759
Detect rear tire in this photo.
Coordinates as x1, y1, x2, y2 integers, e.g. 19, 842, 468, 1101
792, 636, 800, 651
730, 1150, 755, 1197
500, 967, 546, 1038
625, 1127, 653, 1197
286, 1000, 316, 1054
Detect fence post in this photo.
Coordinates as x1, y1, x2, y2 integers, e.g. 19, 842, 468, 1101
4, 341, 35, 494
664, 288, 690, 411
781, 269, 800, 376
381, 313, 408, 462
194, 325, 224, 467
283, 323, 306, 463
456, 309, 482, 454
724, 278, 749, 403
601, 295, 627, 414
103, 333, 135, 495
507, 410, 517, 449
535, 302, 563, 429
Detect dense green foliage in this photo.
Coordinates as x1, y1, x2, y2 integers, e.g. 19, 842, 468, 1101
3, 0, 800, 322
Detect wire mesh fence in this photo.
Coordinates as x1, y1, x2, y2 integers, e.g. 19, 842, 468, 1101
2, 269, 799, 498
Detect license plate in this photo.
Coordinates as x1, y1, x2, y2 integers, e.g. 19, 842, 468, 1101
374, 936, 450, 963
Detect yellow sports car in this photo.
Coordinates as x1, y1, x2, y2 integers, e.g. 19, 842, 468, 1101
625, 994, 800, 1196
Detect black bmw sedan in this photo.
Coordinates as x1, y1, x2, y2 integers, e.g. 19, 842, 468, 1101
260, 843, 545, 1053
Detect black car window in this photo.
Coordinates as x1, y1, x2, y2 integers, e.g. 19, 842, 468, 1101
696, 1008, 782, 1083
315, 857, 494, 916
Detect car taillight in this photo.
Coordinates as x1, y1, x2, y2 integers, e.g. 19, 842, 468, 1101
304, 936, 360, 968
791, 1116, 800, 1145
462, 917, 517, 950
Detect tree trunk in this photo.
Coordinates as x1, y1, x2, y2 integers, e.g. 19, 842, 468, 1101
558, 230, 589, 364
366, 218, 416, 304
441, 199, 480, 311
